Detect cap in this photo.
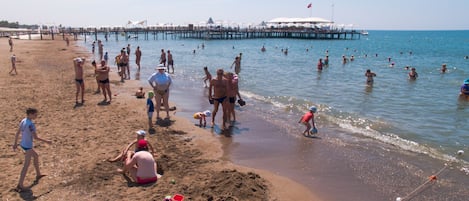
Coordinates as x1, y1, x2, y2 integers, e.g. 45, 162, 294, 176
148, 91, 154, 97
309, 106, 317, 113
137, 139, 148, 149
464, 79, 469, 85
156, 64, 166, 70
75, 58, 83, 63
136, 130, 146, 136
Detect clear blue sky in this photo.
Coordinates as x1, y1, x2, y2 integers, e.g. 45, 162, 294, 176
2, 0, 468, 30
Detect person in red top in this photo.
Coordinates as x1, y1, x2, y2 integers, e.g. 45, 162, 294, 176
298, 106, 317, 136
317, 58, 323, 71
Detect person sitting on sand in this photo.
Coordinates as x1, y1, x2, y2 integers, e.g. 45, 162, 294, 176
118, 139, 160, 185
298, 106, 317, 137
194, 110, 211, 127
108, 130, 156, 162
203, 66, 212, 88
135, 87, 145, 99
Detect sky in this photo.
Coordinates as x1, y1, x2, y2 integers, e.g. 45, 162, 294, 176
1, 0, 469, 30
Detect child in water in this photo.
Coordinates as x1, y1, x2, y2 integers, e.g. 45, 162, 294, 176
193, 110, 211, 127
203, 66, 212, 88
298, 106, 317, 136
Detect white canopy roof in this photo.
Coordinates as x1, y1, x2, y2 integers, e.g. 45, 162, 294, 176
268, 17, 332, 24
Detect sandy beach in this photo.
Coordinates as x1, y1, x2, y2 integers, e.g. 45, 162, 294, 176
0, 38, 319, 200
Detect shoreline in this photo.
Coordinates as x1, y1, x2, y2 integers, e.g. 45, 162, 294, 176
0, 38, 319, 200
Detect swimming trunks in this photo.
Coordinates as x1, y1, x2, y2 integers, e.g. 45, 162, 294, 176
168, 60, 174, 65
99, 79, 109, 84
20, 145, 32, 151
214, 96, 227, 103
75, 79, 84, 84
136, 176, 158, 184
229, 97, 236, 103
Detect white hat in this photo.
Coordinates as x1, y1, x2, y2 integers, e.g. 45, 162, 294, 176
156, 64, 166, 70
75, 58, 83, 63
203, 110, 212, 117
136, 130, 146, 136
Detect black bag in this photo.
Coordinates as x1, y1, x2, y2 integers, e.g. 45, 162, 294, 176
237, 99, 246, 106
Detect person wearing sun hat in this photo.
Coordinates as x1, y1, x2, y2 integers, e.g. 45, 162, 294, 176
108, 130, 156, 162
121, 139, 160, 185
148, 64, 172, 120
298, 106, 318, 137
460, 78, 469, 97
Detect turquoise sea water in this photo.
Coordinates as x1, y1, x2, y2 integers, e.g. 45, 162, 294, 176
85, 30, 469, 173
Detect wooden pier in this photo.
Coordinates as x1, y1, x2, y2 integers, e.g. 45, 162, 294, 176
1, 26, 361, 41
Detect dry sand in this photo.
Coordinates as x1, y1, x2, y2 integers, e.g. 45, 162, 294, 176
0, 38, 319, 200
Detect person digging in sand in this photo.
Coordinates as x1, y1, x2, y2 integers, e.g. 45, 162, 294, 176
108, 130, 155, 162
298, 106, 317, 137
193, 110, 211, 127
117, 139, 161, 185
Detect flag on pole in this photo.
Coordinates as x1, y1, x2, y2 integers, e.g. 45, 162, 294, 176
307, 3, 312, 8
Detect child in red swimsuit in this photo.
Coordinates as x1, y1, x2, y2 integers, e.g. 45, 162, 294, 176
299, 106, 317, 136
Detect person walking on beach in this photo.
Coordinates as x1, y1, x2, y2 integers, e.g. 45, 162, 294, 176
148, 64, 172, 120
226, 72, 242, 124
91, 41, 95, 53
408, 67, 418, 80
231, 56, 241, 74
209, 69, 229, 129
365, 69, 377, 85
96, 60, 112, 103
298, 106, 317, 137
146, 91, 155, 129
10, 54, 17, 75
203, 66, 212, 88
167, 50, 174, 73
74, 57, 86, 104
104, 52, 109, 65
135, 46, 142, 70
160, 49, 166, 67
65, 37, 70, 46
8, 37, 13, 52
12, 108, 52, 191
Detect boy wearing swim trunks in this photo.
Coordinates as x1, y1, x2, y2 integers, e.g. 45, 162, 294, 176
298, 106, 317, 136
12, 108, 52, 191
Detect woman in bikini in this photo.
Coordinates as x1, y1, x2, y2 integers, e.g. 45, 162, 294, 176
365, 69, 377, 85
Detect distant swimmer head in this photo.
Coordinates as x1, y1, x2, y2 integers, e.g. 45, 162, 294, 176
309, 106, 317, 113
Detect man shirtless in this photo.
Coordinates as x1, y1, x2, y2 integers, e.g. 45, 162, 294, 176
96, 60, 112, 103
135, 46, 142, 70
118, 50, 129, 81
74, 58, 86, 104
167, 50, 174, 73
225, 72, 242, 125
160, 49, 166, 67
209, 69, 229, 129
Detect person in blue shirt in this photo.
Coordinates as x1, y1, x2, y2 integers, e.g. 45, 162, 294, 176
147, 91, 155, 129
12, 108, 52, 192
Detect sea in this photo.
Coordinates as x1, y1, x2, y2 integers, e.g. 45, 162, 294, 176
83, 30, 469, 200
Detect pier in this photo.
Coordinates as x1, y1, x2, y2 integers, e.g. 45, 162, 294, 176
1, 26, 361, 41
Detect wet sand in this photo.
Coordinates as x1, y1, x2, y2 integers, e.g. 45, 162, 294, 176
169, 67, 469, 201
0, 38, 318, 201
